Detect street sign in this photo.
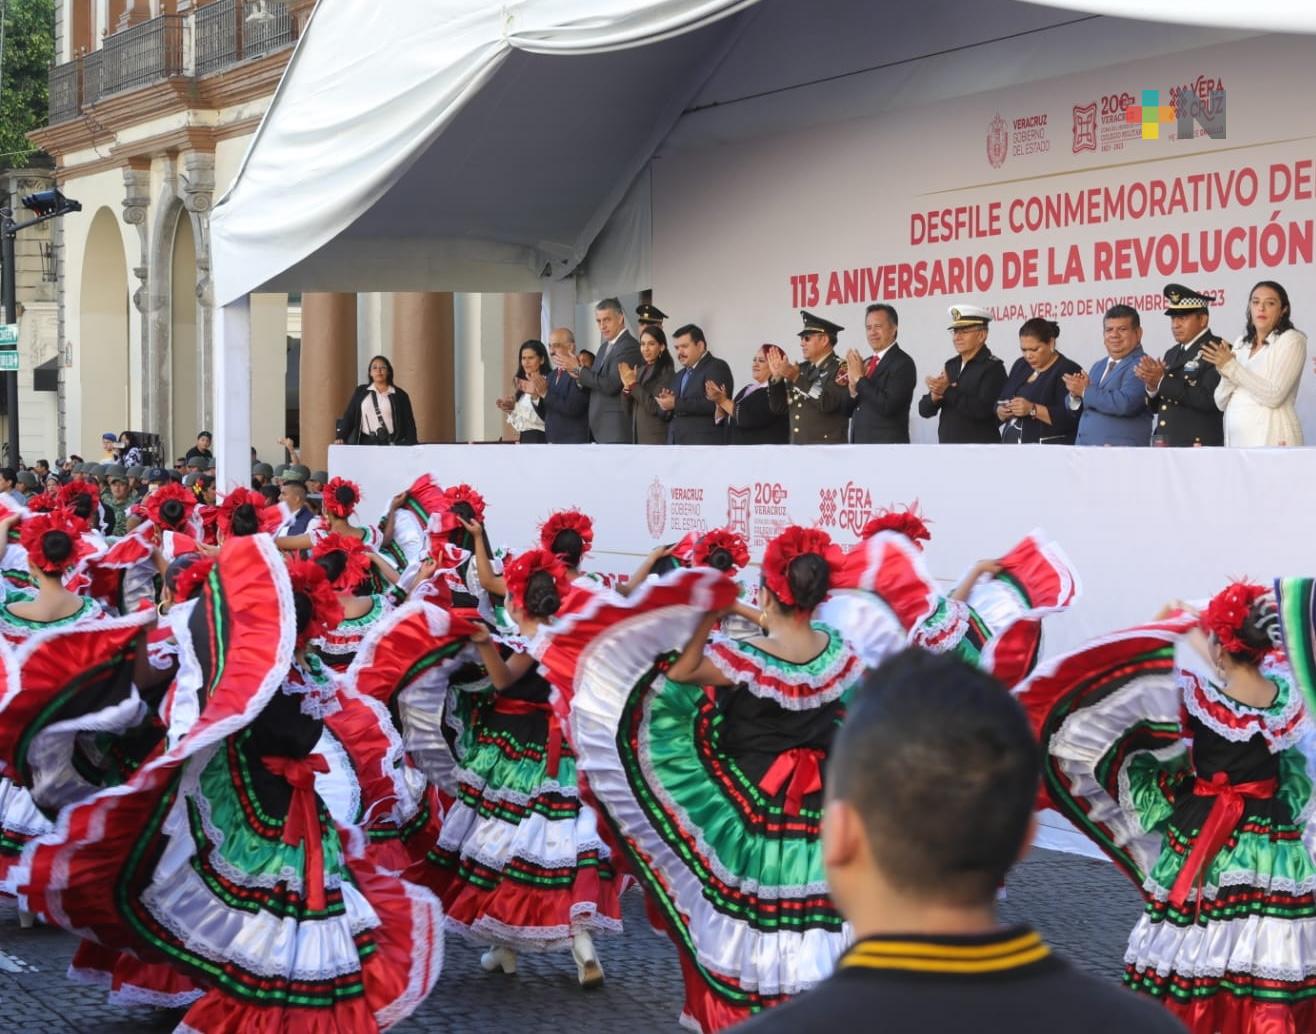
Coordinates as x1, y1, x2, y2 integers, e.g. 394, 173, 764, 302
0, 324, 17, 348
0, 353, 16, 372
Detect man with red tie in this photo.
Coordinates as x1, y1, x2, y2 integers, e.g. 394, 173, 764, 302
845, 304, 918, 444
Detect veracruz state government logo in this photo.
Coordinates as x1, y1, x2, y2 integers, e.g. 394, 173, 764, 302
986, 113, 1009, 169
646, 477, 667, 538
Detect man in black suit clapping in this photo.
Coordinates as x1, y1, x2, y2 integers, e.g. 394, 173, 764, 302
657, 324, 734, 445
846, 304, 917, 443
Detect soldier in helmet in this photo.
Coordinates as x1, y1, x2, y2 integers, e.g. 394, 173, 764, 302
767, 310, 850, 444
1134, 283, 1224, 446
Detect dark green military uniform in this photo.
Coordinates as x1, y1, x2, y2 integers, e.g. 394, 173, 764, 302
767, 310, 851, 444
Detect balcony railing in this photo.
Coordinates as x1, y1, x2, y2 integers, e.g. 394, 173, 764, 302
47, 3, 298, 125
101, 14, 185, 97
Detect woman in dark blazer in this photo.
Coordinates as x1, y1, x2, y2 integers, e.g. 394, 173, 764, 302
620, 326, 676, 445
995, 319, 1084, 444
335, 355, 418, 446
712, 345, 789, 444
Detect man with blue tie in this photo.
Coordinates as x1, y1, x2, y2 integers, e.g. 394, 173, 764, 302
657, 323, 734, 445
1065, 305, 1153, 446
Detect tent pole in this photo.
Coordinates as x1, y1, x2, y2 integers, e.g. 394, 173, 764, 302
214, 296, 252, 493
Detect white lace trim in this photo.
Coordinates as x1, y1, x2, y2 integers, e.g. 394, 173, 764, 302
184, 753, 346, 896
704, 624, 858, 712
1125, 912, 1316, 980
370, 878, 445, 1030
1180, 664, 1309, 751
448, 908, 624, 953
281, 659, 342, 720
450, 764, 581, 807
107, 982, 204, 1009
1115, 743, 1187, 837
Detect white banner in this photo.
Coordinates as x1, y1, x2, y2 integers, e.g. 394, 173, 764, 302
333, 442, 1316, 659
650, 32, 1316, 443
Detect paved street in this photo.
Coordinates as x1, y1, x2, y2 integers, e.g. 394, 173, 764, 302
0, 848, 1141, 1032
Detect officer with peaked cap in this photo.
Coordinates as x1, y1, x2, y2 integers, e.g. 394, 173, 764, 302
767, 310, 851, 444
918, 304, 1007, 443
636, 303, 667, 328
1134, 283, 1224, 446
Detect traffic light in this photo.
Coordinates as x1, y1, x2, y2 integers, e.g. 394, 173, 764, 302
20, 189, 81, 218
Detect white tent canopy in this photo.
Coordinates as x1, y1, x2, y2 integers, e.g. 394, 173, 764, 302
207, 0, 1316, 488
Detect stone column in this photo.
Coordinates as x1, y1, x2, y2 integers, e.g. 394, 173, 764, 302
391, 292, 454, 444
500, 293, 542, 441
300, 293, 358, 470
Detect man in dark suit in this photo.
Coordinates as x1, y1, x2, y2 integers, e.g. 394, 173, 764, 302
918, 305, 1007, 443
657, 324, 734, 444
542, 326, 591, 443
1134, 283, 1224, 446
845, 304, 917, 443
768, 311, 851, 444
558, 298, 642, 443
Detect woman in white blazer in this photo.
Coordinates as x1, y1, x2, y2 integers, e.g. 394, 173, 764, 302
1206, 280, 1307, 446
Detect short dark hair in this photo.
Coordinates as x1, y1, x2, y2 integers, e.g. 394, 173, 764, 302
1103, 304, 1140, 328
865, 303, 898, 326
595, 298, 624, 316
829, 649, 1039, 905
197, 431, 212, 440
578, 349, 595, 362
672, 323, 706, 347
0, 467, 14, 483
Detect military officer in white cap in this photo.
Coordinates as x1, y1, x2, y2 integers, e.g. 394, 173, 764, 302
918, 304, 1007, 443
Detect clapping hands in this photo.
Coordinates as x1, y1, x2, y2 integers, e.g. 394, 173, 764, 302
1062, 370, 1089, 399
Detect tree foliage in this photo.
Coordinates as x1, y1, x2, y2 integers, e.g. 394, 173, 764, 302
0, 0, 55, 171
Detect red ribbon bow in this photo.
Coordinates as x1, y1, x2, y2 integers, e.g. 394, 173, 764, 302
1168, 771, 1277, 912
759, 747, 825, 816
263, 754, 332, 911
492, 697, 563, 778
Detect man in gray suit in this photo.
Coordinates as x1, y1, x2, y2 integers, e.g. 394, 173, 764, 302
558, 298, 643, 443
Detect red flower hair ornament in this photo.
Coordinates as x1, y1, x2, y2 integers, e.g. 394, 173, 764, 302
24, 490, 58, 515
287, 559, 345, 648
321, 478, 361, 520
172, 555, 217, 603
859, 502, 932, 549
218, 486, 282, 538
503, 548, 570, 614
761, 525, 843, 608
539, 510, 593, 560
444, 484, 486, 522
693, 528, 751, 574
20, 508, 96, 575
143, 482, 197, 531
1201, 581, 1274, 663
311, 532, 373, 593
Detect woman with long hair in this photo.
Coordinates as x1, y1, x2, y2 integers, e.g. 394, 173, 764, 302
1208, 280, 1308, 446
619, 325, 676, 444
497, 340, 551, 444
335, 354, 419, 446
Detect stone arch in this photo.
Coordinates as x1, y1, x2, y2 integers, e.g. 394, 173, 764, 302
79, 207, 131, 456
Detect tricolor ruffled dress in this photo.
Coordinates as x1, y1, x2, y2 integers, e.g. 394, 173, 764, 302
316, 596, 394, 672
428, 635, 624, 952
0, 591, 107, 888
542, 568, 857, 1032
1017, 584, 1316, 1034
13, 536, 443, 1033
822, 529, 1078, 687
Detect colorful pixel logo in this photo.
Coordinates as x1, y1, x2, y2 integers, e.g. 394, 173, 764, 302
1126, 90, 1174, 139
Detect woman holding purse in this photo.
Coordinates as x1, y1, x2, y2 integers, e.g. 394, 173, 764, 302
335, 354, 419, 446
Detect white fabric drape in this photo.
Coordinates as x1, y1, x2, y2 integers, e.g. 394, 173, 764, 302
209, 0, 759, 306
